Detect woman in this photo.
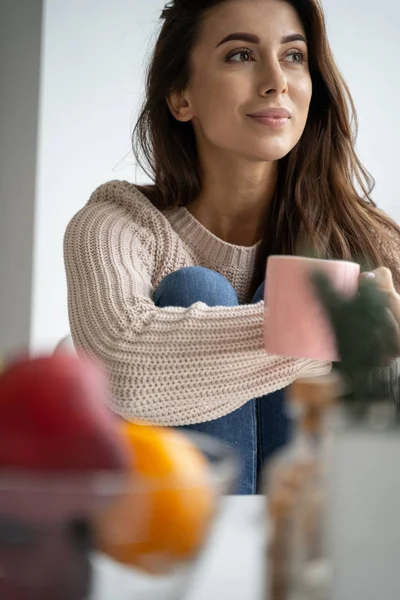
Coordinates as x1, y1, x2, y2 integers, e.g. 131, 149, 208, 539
64, 0, 400, 494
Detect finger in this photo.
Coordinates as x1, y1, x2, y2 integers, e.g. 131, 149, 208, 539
360, 267, 395, 293
360, 267, 400, 319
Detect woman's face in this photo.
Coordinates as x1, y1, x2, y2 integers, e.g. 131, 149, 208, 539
173, 0, 312, 163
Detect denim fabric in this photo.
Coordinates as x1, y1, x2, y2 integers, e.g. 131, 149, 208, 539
153, 267, 291, 494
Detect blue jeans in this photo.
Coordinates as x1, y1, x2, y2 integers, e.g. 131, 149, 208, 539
154, 267, 291, 495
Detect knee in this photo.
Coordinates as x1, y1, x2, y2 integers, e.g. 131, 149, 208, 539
154, 267, 238, 308
252, 281, 265, 304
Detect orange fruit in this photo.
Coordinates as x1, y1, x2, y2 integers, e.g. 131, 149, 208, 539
94, 422, 216, 574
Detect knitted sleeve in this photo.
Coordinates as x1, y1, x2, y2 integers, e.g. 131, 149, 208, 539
64, 183, 331, 426
375, 219, 400, 292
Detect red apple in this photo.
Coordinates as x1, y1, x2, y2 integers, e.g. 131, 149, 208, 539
0, 353, 129, 471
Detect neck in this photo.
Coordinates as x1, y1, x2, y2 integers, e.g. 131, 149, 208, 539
189, 152, 278, 247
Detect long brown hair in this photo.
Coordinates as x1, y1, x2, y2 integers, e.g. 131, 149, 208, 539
132, 0, 400, 294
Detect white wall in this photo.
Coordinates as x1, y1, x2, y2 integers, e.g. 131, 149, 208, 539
1, 0, 399, 355
31, 0, 165, 353
322, 0, 400, 221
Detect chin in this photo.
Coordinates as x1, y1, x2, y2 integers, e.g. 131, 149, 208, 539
240, 136, 297, 162
246, 146, 294, 162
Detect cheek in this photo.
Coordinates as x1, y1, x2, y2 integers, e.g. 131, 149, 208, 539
293, 77, 313, 120
189, 71, 245, 126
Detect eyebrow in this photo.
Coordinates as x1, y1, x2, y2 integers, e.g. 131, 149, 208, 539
215, 32, 307, 48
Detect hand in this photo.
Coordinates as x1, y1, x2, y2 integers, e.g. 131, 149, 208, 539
360, 267, 400, 348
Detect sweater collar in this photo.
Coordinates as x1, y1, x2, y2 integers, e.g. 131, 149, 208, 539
164, 205, 261, 270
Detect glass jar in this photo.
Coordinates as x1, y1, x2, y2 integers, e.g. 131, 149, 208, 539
264, 373, 341, 600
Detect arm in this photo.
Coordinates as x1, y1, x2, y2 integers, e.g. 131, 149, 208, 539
371, 213, 400, 292
64, 199, 330, 426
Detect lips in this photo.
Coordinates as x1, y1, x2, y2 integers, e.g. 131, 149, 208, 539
247, 107, 292, 119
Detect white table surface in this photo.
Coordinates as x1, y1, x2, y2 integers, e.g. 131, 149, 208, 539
187, 496, 267, 600
91, 496, 267, 600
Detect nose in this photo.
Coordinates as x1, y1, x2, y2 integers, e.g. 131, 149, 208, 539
258, 59, 288, 97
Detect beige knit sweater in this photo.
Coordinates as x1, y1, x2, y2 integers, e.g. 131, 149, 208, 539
63, 180, 398, 426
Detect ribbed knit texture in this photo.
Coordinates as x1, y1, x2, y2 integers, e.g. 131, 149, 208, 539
64, 180, 400, 425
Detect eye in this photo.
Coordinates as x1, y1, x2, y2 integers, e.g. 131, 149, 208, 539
285, 50, 308, 64
226, 48, 255, 63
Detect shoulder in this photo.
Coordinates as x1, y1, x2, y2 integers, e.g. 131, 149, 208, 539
86, 180, 166, 228
370, 207, 400, 291
371, 207, 400, 253
65, 180, 175, 251
63, 181, 184, 283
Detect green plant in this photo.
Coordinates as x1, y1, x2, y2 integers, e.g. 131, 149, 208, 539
311, 271, 400, 404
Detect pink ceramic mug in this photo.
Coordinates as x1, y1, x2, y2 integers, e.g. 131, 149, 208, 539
264, 256, 360, 361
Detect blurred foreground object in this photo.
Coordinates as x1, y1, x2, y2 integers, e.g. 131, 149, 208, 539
0, 352, 131, 599
0, 353, 130, 471
265, 374, 340, 600
0, 352, 238, 600
312, 270, 400, 409
313, 271, 400, 599
265, 271, 400, 600
94, 422, 217, 574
